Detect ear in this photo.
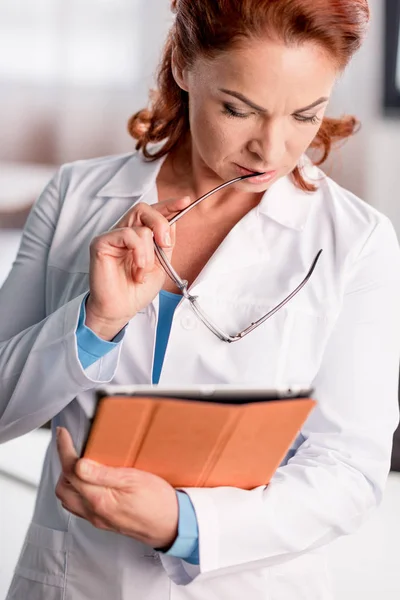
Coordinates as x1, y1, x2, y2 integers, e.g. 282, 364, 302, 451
171, 50, 189, 92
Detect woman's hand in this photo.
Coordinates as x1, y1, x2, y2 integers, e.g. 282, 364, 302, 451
55, 427, 179, 550
85, 195, 191, 340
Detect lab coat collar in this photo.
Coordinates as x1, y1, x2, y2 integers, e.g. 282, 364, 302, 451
96, 146, 168, 199
257, 156, 320, 231
96, 148, 319, 232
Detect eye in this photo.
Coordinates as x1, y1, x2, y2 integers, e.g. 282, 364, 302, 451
222, 103, 251, 119
294, 114, 321, 125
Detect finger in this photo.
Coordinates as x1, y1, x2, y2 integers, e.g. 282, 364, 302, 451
133, 221, 177, 273
155, 195, 192, 218
58, 472, 118, 528
55, 446, 115, 530
115, 202, 171, 250
92, 228, 153, 284
76, 459, 136, 489
114, 196, 191, 239
138, 211, 174, 250
57, 460, 106, 514
153, 222, 176, 266
56, 429, 102, 498
60, 488, 99, 526
56, 474, 88, 516
133, 198, 190, 248
91, 228, 147, 266
130, 218, 176, 273
56, 427, 79, 477
133, 226, 156, 271
127, 230, 152, 283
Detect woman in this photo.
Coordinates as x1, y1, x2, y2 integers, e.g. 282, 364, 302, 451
1, 0, 399, 598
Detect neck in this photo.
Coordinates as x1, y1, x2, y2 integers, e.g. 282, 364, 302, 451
159, 138, 263, 217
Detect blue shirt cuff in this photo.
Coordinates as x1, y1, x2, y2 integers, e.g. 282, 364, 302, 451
76, 295, 126, 369
161, 491, 199, 564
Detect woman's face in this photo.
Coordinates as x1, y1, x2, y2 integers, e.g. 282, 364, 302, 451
176, 38, 337, 192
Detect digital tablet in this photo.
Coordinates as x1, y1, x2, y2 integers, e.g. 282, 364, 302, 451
95, 382, 314, 404
81, 383, 315, 489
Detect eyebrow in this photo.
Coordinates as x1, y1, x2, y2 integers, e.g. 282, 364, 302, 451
219, 88, 329, 114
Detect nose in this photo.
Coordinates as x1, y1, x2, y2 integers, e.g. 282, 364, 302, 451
247, 117, 287, 168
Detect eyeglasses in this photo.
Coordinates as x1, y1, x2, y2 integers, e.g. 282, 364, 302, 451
154, 173, 323, 342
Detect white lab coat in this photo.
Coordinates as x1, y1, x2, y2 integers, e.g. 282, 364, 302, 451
1, 150, 400, 600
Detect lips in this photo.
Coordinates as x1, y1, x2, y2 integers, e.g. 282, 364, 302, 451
235, 163, 278, 184
239, 165, 268, 174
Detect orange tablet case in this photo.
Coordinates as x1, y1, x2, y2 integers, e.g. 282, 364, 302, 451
83, 394, 316, 490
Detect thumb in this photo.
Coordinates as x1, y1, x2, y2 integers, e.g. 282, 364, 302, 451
76, 459, 132, 488
156, 194, 192, 219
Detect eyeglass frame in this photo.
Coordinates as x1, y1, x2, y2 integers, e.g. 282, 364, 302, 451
154, 173, 323, 343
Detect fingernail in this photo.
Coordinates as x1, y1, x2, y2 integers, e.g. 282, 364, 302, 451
79, 461, 91, 476
164, 231, 172, 246
80, 459, 99, 476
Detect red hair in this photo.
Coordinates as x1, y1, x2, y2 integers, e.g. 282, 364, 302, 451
128, 0, 369, 192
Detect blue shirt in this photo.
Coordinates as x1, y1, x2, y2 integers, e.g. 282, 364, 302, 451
76, 292, 199, 564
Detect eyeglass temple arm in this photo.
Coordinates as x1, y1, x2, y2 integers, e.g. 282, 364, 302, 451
153, 172, 262, 283
183, 249, 323, 343
153, 243, 189, 292
236, 249, 323, 340
167, 172, 262, 226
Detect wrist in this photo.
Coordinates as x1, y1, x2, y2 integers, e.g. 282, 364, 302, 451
85, 299, 129, 341
152, 490, 179, 551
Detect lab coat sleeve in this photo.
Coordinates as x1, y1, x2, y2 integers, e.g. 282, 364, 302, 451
159, 216, 400, 585
76, 295, 127, 369
0, 168, 122, 444
159, 491, 199, 563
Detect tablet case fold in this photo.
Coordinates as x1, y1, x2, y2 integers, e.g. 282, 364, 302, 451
83, 395, 315, 490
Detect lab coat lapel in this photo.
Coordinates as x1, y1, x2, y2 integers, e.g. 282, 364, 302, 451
95, 150, 317, 292
189, 206, 271, 292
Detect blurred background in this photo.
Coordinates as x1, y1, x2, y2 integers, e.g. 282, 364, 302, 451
1, 0, 400, 598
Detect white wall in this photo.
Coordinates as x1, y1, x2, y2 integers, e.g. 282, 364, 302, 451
0, 1, 174, 165
326, 0, 400, 235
